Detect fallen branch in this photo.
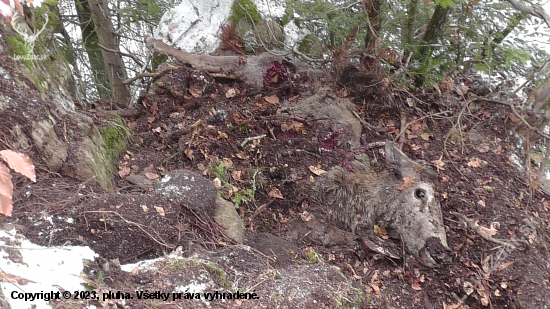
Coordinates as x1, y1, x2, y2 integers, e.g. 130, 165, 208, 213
451, 211, 517, 249
145, 37, 324, 88
241, 134, 266, 148
475, 96, 550, 140
123, 64, 177, 84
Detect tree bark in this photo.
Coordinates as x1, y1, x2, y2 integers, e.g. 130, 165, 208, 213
74, 0, 110, 99
363, 0, 383, 52
88, 0, 130, 106
418, 4, 450, 59
402, 0, 419, 56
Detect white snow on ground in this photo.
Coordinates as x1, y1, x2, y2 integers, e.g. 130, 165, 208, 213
0, 229, 97, 309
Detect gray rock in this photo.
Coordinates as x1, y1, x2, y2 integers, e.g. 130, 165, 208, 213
214, 196, 244, 244
154, 169, 217, 216
247, 233, 301, 267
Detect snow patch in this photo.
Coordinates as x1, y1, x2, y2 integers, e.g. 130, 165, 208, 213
0, 229, 97, 309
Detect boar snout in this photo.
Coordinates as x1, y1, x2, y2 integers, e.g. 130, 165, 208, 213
418, 237, 453, 267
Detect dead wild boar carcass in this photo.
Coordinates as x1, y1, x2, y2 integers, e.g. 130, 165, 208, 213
317, 141, 450, 266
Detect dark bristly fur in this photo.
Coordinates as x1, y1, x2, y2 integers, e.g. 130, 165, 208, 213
316, 142, 450, 266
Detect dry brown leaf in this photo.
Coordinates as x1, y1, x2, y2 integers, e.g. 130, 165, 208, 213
374, 225, 388, 239
268, 188, 284, 199
444, 302, 466, 309
118, 166, 131, 178
432, 157, 446, 171
476, 144, 490, 153
0, 150, 36, 182
396, 177, 415, 190
0, 164, 13, 198
184, 149, 194, 160
281, 122, 290, 132
0, 270, 31, 284
0, 194, 13, 217
231, 170, 242, 182
292, 121, 304, 133
480, 294, 489, 306
236, 152, 248, 159
411, 282, 422, 291
420, 133, 433, 141
190, 84, 203, 98
145, 172, 159, 180
370, 284, 381, 296
264, 95, 279, 104
223, 158, 233, 169
476, 221, 497, 235
308, 166, 326, 175
380, 78, 390, 92
495, 261, 514, 272
468, 157, 486, 168
155, 206, 165, 216
225, 88, 236, 98
300, 211, 312, 222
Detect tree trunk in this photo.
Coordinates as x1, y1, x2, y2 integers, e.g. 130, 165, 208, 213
74, 0, 111, 99
88, 0, 130, 106
418, 4, 450, 59
402, 0, 419, 56
363, 0, 383, 52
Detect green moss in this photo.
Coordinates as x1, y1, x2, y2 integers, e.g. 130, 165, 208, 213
168, 257, 231, 289
304, 248, 323, 263
298, 34, 323, 58
5, 36, 33, 67
43, 0, 58, 6
35, 6, 59, 28
230, 0, 260, 23
281, 5, 294, 26
152, 54, 168, 72
203, 262, 230, 289
99, 117, 129, 161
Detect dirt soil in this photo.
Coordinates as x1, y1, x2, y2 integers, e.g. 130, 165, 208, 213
5, 61, 550, 309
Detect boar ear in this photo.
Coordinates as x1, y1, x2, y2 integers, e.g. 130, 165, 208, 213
385, 141, 419, 177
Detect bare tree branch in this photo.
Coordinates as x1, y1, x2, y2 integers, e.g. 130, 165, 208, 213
505, 0, 550, 27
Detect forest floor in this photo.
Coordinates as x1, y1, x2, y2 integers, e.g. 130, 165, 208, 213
6, 61, 550, 309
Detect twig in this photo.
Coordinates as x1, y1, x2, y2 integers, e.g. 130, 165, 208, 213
451, 211, 517, 249
249, 198, 277, 220
393, 111, 452, 143
97, 43, 145, 68
123, 65, 177, 84
82, 210, 175, 248
475, 97, 550, 140
241, 134, 266, 147
348, 107, 376, 130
